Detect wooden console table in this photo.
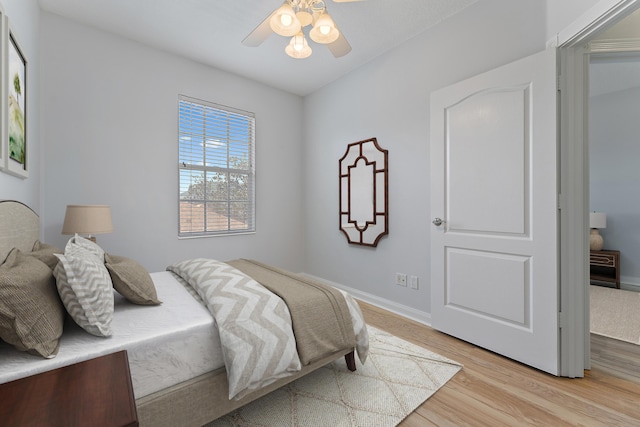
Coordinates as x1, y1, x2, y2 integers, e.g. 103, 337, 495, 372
590, 249, 620, 288
0, 350, 138, 426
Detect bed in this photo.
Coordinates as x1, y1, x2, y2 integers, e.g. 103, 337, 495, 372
0, 200, 368, 426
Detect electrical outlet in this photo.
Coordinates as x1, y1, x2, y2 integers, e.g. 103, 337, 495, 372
409, 275, 419, 290
396, 273, 407, 287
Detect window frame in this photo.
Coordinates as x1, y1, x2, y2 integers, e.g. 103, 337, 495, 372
178, 95, 256, 238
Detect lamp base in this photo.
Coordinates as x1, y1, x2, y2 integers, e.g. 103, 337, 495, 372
590, 228, 604, 251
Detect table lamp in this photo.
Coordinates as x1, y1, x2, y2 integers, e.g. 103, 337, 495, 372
589, 212, 606, 251
62, 205, 114, 242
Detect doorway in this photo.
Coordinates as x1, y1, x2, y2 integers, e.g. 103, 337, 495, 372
556, 0, 640, 375
587, 11, 640, 356
589, 28, 640, 294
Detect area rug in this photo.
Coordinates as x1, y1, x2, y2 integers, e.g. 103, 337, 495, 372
207, 326, 462, 427
590, 285, 640, 345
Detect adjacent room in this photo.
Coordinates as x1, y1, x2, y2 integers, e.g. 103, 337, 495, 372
588, 8, 640, 361
1, 0, 640, 425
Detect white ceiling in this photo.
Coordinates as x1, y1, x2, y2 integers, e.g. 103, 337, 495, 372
590, 8, 640, 98
38, 0, 478, 96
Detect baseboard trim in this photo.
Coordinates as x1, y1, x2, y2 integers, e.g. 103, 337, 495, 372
620, 276, 640, 293
622, 284, 640, 292
299, 273, 432, 327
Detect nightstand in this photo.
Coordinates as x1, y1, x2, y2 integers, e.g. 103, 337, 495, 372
590, 249, 620, 288
0, 350, 138, 426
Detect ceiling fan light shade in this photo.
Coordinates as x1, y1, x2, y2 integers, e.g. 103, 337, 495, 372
285, 32, 312, 58
270, 2, 302, 37
309, 12, 340, 44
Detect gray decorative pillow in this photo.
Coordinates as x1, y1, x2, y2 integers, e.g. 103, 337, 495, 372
0, 248, 65, 358
53, 236, 113, 337
105, 254, 161, 305
29, 240, 63, 270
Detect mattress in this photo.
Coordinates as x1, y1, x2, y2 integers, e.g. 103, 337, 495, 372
0, 271, 224, 399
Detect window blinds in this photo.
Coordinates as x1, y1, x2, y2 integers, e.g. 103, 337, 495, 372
178, 95, 255, 237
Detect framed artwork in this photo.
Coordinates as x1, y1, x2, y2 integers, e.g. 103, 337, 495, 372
5, 26, 27, 178
339, 137, 388, 247
0, 9, 6, 172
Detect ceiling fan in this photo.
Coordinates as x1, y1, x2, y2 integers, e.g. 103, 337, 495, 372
242, 0, 364, 59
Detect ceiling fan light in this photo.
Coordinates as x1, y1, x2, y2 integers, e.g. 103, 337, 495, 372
280, 14, 293, 27
292, 32, 305, 51
296, 10, 313, 27
309, 12, 339, 44
270, 2, 302, 37
285, 32, 312, 59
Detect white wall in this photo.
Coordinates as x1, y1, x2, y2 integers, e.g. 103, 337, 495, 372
545, 0, 602, 40
0, 0, 40, 214
302, 0, 623, 320
40, 13, 306, 273
302, 0, 550, 321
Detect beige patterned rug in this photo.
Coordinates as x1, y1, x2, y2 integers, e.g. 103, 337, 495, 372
590, 285, 640, 345
208, 326, 462, 427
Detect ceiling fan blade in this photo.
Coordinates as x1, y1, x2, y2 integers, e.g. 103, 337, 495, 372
242, 11, 276, 47
327, 31, 351, 58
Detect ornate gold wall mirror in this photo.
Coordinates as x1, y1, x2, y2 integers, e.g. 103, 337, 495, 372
339, 138, 388, 247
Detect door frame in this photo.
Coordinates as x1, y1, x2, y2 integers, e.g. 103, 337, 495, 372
556, 0, 640, 376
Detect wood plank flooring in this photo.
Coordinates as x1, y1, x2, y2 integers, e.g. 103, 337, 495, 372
358, 301, 640, 427
591, 333, 640, 384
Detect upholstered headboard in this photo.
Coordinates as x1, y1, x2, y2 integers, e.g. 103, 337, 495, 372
0, 200, 40, 261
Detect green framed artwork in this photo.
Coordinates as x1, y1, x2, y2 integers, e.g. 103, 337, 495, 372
5, 25, 27, 178
0, 8, 6, 173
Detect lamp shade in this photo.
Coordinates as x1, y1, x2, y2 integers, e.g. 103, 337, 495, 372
285, 32, 312, 58
62, 205, 114, 235
270, 2, 301, 37
589, 212, 606, 229
309, 12, 340, 44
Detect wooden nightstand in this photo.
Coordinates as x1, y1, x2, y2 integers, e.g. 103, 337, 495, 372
0, 350, 138, 426
590, 249, 620, 288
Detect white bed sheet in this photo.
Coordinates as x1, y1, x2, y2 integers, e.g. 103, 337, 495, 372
0, 271, 224, 399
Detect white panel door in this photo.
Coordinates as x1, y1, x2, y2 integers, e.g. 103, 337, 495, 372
430, 48, 559, 375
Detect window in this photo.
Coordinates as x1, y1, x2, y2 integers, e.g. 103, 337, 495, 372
178, 95, 255, 237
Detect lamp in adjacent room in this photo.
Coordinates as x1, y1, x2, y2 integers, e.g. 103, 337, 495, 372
589, 212, 606, 251
62, 205, 114, 242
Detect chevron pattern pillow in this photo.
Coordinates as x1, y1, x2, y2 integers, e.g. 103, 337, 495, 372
53, 236, 114, 337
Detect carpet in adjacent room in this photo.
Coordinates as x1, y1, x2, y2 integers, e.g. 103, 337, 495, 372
207, 325, 462, 427
590, 285, 640, 345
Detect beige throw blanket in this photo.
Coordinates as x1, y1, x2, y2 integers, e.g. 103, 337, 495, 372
227, 259, 356, 366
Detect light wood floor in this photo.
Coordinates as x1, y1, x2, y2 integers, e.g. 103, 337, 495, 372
358, 301, 640, 427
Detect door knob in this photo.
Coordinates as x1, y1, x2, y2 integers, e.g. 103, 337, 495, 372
432, 218, 444, 226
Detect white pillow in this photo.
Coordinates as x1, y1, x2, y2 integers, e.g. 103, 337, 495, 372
53, 235, 113, 337
69, 234, 105, 259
